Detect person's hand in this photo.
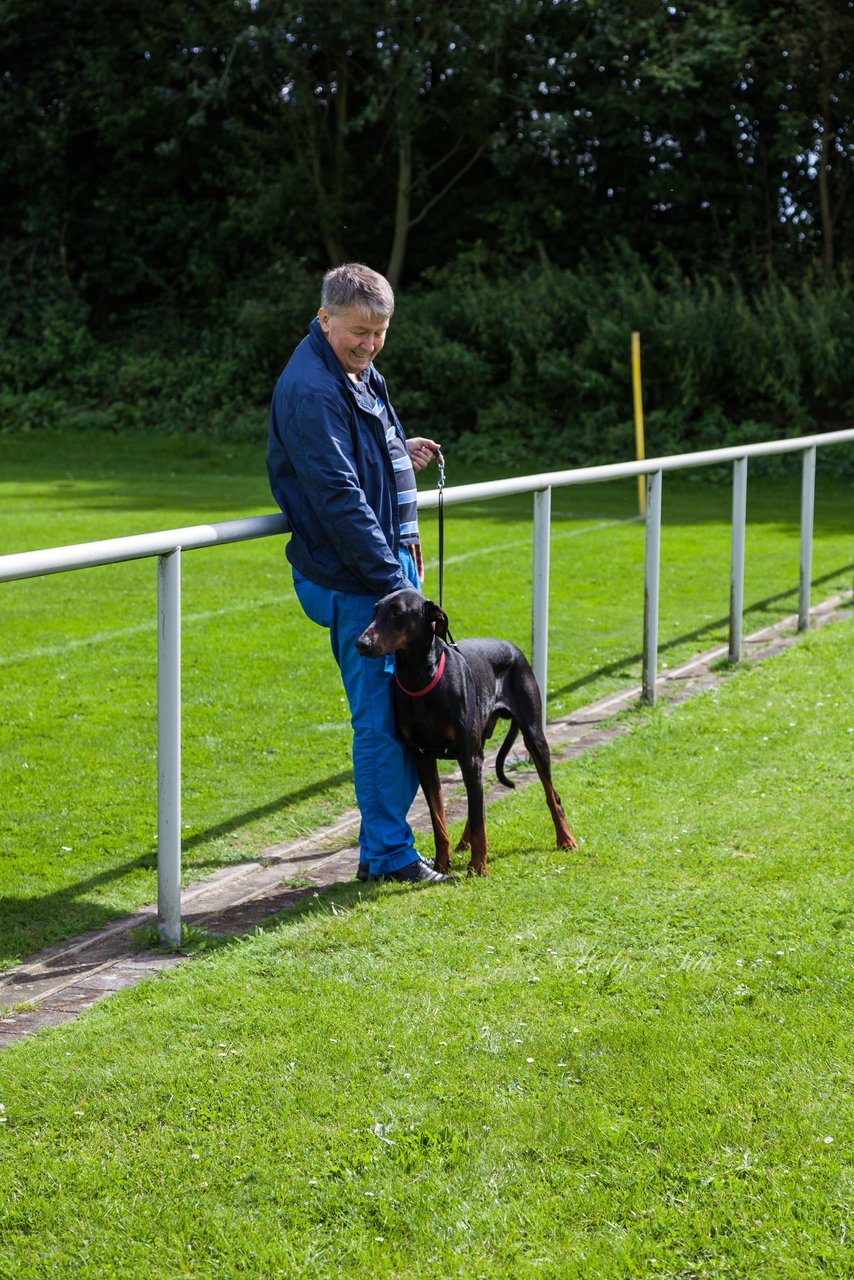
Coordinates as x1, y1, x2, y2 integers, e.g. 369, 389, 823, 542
407, 436, 443, 474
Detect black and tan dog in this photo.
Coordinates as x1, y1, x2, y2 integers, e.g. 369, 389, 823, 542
356, 588, 577, 876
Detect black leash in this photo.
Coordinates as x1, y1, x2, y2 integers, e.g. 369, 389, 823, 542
437, 450, 446, 611
434, 449, 457, 646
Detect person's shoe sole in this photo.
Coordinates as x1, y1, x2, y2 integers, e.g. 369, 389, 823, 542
357, 856, 435, 883
376, 861, 452, 885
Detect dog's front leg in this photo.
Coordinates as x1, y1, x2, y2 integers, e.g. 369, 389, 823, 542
413, 754, 453, 874
459, 754, 488, 876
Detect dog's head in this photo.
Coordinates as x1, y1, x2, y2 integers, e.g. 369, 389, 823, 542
356, 589, 449, 657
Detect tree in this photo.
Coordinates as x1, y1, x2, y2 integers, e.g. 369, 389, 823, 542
258, 0, 541, 286
749, 0, 854, 279
2, 0, 851, 328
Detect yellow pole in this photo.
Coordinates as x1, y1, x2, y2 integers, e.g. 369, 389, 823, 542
631, 331, 646, 516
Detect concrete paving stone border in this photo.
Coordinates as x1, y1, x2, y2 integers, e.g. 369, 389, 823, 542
1, 592, 850, 1050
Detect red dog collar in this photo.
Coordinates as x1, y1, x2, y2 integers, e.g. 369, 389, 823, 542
394, 649, 446, 697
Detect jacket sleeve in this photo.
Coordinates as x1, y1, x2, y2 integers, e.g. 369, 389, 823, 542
287, 388, 410, 596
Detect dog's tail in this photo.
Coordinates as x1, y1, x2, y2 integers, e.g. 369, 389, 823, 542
495, 721, 519, 789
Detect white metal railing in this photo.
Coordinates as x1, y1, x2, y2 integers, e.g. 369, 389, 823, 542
2, 427, 852, 944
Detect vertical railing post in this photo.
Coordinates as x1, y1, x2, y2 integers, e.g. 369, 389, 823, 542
798, 445, 816, 632
157, 548, 182, 947
642, 470, 662, 705
729, 456, 748, 662
532, 486, 551, 728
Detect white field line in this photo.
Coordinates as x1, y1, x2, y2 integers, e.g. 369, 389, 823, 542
0, 596, 293, 666
3, 517, 634, 665
424, 515, 638, 570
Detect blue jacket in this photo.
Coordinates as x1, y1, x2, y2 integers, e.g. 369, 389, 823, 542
267, 318, 412, 597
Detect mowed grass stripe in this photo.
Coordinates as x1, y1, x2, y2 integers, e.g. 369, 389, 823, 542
1, 431, 851, 966
1, 518, 632, 665
0, 618, 850, 1279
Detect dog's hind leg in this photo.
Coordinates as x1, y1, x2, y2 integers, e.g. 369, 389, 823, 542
413, 754, 453, 874
459, 755, 489, 875
520, 724, 578, 851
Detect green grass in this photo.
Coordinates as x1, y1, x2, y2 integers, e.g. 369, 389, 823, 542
0, 430, 852, 966
0, 615, 851, 1279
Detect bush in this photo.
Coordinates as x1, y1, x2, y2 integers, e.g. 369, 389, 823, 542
382, 252, 854, 474
1, 254, 851, 477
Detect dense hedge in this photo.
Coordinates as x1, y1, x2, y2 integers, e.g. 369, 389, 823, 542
1, 251, 852, 474
385, 251, 854, 471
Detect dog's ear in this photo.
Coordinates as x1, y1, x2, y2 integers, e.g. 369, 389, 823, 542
424, 598, 449, 639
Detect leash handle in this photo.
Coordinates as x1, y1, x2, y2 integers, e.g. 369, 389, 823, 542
436, 450, 445, 610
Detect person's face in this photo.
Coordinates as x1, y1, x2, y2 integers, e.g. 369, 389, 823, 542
318, 306, 390, 376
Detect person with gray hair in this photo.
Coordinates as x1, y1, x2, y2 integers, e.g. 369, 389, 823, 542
267, 263, 450, 884
320, 261, 395, 319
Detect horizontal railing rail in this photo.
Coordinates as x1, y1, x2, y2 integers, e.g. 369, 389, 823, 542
2, 426, 852, 944
413, 428, 854, 507
0, 513, 289, 583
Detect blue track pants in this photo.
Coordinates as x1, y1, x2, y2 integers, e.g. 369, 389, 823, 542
292, 552, 421, 877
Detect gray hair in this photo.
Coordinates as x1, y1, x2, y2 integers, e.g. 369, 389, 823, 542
321, 263, 395, 318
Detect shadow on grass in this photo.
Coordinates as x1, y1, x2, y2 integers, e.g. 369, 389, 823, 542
137, 874, 421, 968
546, 564, 853, 704
191, 872, 437, 947
182, 768, 354, 855
0, 852, 158, 969
0, 769, 356, 970
0, 856, 417, 975
3, 563, 850, 970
